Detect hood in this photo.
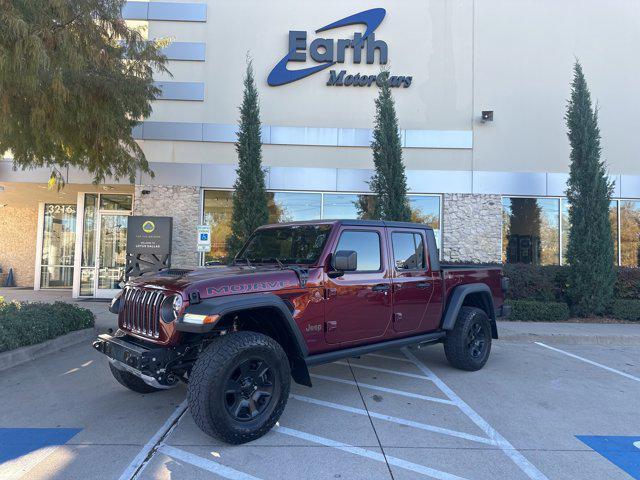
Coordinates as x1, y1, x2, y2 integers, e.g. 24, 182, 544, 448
127, 265, 303, 298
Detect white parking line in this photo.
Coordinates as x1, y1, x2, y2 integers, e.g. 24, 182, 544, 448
118, 400, 188, 480
366, 353, 415, 363
403, 348, 550, 480
291, 394, 495, 445
275, 426, 470, 480
310, 373, 455, 405
158, 445, 263, 480
535, 342, 640, 383
335, 361, 432, 380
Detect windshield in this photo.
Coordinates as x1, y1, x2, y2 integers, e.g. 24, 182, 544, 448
236, 225, 332, 265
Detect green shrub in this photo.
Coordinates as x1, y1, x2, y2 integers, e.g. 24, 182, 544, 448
502, 264, 569, 302
0, 301, 94, 353
505, 299, 570, 322
614, 268, 640, 300
610, 299, 640, 321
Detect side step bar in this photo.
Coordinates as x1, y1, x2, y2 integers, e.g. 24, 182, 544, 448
305, 331, 446, 367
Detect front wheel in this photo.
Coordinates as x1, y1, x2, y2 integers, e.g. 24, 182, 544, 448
444, 306, 492, 371
187, 331, 291, 444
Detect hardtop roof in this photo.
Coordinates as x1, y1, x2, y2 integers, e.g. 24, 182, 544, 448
257, 219, 434, 230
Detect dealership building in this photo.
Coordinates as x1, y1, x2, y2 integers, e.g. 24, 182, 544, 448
1, 0, 639, 298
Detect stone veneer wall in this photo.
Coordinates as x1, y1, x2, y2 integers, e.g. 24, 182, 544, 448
133, 185, 200, 269
442, 194, 502, 263
0, 206, 38, 287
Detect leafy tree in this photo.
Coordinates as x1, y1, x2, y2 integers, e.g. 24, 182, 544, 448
565, 61, 615, 316
227, 58, 269, 257
0, 0, 168, 183
361, 71, 411, 221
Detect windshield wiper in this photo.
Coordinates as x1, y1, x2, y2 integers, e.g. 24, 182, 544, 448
235, 257, 252, 267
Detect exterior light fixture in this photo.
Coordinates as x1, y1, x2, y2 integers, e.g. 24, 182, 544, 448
481, 111, 494, 122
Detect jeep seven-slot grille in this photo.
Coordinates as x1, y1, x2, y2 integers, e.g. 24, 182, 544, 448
120, 287, 165, 338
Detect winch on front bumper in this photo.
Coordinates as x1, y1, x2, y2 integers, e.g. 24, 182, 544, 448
93, 332, 189, 389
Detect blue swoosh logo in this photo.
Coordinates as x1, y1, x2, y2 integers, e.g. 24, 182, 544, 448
267, 8, 386, 87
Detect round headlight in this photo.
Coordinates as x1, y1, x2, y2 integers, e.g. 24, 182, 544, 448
160, 294, 183, 323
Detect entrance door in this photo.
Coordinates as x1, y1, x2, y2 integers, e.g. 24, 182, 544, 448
94, 213, 128, 298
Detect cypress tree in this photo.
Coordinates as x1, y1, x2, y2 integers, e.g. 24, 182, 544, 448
565, 61, 615, 316
365, 71, 412, 221
0, 0, 168, 183
227, 58, 269, 258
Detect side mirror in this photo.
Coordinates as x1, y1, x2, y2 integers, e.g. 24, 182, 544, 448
333, 250, 357, 272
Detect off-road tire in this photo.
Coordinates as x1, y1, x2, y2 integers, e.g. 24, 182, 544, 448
187, 331, 291, 444
444, 306, 492, 371
109, 362, 163, 394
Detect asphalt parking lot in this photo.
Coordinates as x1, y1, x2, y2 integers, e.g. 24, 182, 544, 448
0, 338, 639, 480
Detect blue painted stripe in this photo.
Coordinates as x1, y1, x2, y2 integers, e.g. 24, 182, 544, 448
0, 428, 81, 463
577, 435, 640, 479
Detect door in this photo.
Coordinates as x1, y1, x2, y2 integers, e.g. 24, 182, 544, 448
324, 228, 392, 344
389, 230, 434, 333
94, 213, 128, 298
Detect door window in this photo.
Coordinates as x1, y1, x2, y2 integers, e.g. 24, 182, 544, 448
334, 230, 381, 272
392, 232, 425, 270
40, 204, 77, 288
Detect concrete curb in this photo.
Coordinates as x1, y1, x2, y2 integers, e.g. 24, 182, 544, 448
0, 328, 95, 372
499, 332, 640, 346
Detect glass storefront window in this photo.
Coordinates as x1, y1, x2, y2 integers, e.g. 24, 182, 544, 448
40, 204, 77, 288
561, 199, 619, 265
202, 190, 443, 266
620, 200, 640, 267
408, 195, 441, 248
322, 193, 374, 219
100, 194, 132, 211
502, 197, 560, 265
202, 191, 234, 265
268, 192, 322, 223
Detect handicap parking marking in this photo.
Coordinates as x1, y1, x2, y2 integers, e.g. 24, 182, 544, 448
157, 445, 264, 480
335, 360, 434, 380
535, 342, 640, 383
118, 400, 188, 480
310, 373, 456, 405
275, 425, 470, 480
0, 428, 81, 480
402, 347, 550, 480
576, 436, 640, 479
290, 393, 496, 445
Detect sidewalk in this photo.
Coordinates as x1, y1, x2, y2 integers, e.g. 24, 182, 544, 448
498, 320, 640, 345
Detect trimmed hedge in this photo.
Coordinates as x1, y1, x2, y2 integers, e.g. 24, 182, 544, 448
0, 301, 95, 353
610, 299, 640, 321
505, 299, 570, 322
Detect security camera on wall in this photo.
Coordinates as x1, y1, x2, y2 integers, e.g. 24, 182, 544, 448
481, 111, 494, 123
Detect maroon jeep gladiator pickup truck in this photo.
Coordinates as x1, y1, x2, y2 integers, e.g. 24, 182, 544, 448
93, 220, 510, 444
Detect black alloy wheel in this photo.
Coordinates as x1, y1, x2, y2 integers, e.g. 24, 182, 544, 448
466, 321, 487, 359
224, 357, 275, 422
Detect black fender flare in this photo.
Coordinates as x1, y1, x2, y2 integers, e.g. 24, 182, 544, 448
441, 283, 498, 338
179, 292, 312, 385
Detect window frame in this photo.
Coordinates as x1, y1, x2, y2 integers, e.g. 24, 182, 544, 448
333, 228, 384, 274
390, 230, 428, 272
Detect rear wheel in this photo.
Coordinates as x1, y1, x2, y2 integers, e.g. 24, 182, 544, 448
188, 331, 291, 444
444, 306, 492, 371
109, 362, 163, 394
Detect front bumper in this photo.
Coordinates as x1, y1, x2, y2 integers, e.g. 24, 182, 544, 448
93, 332, 183, 388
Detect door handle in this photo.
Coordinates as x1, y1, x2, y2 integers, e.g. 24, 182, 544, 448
371, 284, 390, 293
416, 282, 431, 289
